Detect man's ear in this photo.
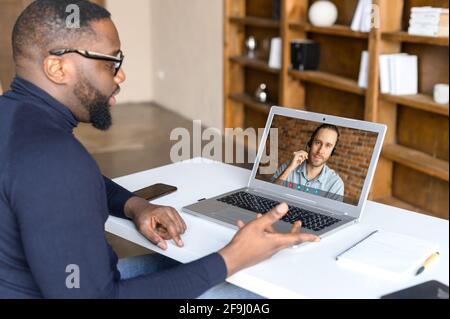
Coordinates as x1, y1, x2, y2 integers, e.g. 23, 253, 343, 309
43, 56, 71, 84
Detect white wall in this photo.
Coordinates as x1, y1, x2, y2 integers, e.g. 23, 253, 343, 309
150, 0, 223, 131
106, 0, 153, 103
106, 0, 224, 130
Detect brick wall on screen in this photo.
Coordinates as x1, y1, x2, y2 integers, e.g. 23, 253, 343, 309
270, 117, 378, 203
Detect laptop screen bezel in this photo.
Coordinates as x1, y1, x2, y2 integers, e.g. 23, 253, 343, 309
248, 106, 387, 219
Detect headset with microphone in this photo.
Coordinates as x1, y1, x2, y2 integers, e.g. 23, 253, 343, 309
306, 124, 340, 157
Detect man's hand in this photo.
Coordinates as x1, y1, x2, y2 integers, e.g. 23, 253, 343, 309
218, 203, 320, 276
124, 196, 186, 250
277, 151, 308, 182
288, 150, 308, 171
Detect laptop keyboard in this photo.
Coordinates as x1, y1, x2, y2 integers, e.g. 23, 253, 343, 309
217, 191, 341, 232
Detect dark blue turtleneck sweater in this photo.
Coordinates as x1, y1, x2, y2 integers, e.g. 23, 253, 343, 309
0, 77, 226, 298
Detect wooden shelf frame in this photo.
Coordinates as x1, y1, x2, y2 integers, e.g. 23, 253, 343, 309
229, 93, 272, 115
375, 196, 430, 214
382, 144, 449, 182
289, 22, 370, 39
380, 93, 449, 117
382, 31, 449, 47
289, 70, 365, 96
229, 56, 281, 74
229, 16, 281, 29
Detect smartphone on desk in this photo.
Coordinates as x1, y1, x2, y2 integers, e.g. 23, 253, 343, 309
134, 183, 177, 201
381, 280, 449, 299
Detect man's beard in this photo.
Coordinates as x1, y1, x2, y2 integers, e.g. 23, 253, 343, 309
74, 74, 117, 131
308, 153, 328, 168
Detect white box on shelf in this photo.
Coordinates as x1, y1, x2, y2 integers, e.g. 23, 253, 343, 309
268, 37, 282, 69
358, 51, 369, 88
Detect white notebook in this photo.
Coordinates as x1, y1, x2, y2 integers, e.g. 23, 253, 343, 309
336, 230, 439, 280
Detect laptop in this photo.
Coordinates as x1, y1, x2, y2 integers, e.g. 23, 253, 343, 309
182, 106, 386, 238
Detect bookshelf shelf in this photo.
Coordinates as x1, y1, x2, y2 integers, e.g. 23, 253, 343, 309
289, 70, 365, 96
382, 144, 449, 182
380, 93, 449, 116
229, 56, 280, 74
229, 93, 271, 115
375, 196, 430, 214
382, 31, 449, 47
289, 22, 370, 39
229, 16, 280, 29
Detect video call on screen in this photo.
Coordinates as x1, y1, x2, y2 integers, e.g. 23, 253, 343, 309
256, 116, 379, 206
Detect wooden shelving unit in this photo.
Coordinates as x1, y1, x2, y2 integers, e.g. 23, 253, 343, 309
229, 16, 281, 29
380, 93, 449, 116
230, 56, 280, 74
382, 31, 449, 46
224, 0, 449, 219
289, 22, 370, 39
382, 144, 449, 182
229, 92, 272, 114
289, 70, 365, 95
376, 196, 430, 214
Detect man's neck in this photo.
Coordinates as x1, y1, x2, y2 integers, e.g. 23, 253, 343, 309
306, 162, 324, 180
17, 71, 74, 112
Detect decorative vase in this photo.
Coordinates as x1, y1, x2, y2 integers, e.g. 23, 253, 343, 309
255, 84, 268, 103
434, 84, 449, 105
308, 0, 338, 27
246, 36, 257, 59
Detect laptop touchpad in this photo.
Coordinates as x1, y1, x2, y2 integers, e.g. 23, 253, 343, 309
213, 209, 255, 224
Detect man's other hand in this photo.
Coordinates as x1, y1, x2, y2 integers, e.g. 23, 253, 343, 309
125, 197, 186, 250
218, 203, 320, 276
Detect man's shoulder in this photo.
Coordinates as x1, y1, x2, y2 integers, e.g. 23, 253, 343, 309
9, 122, 94, 177
324, 165, 344, 184
1, 94, 47, 119
7, 131, 100, 199
1, 97, 65, 141
1, 94, 98, 177
0, 97, 79, 150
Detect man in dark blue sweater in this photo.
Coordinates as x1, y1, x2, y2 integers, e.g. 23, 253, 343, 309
0, 0, 319, 299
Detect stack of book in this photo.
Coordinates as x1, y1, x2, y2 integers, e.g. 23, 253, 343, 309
408, 7, 449, 37
351, 0, 373, 32
379, 54, 418, 96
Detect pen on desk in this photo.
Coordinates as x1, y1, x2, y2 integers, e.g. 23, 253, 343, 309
415, 252, 440, 276
335, 230, 379, 261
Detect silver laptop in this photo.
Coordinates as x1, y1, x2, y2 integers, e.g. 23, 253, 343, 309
183, 106, 386, 238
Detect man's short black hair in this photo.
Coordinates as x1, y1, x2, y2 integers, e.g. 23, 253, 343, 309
307, 124, 340, 156
12, 0, 111, 62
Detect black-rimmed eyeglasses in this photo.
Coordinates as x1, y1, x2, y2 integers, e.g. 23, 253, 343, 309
48, 49, 124, 76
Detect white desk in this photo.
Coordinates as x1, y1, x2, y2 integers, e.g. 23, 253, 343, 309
106, 159, 449, 299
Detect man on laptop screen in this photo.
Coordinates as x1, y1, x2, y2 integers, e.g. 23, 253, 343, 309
272, 124, 344, 201
256, 115, 378, 206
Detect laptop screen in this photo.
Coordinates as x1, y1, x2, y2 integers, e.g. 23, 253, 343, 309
255, 115, 379, 206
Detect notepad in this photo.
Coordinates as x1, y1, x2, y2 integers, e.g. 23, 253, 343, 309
336, 231, 439, 280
